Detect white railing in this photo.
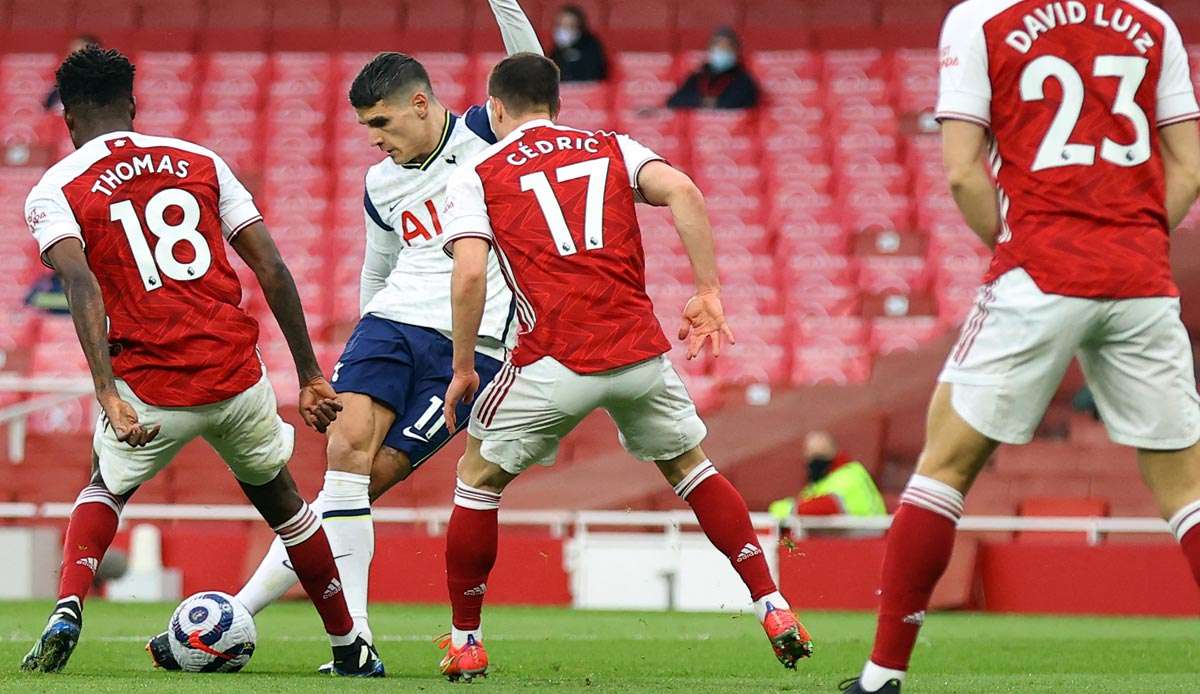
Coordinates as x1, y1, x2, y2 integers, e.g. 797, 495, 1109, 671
0, 374, 93, 462
0, 504, 1171, 546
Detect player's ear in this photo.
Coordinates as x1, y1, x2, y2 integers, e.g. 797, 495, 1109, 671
411, 90, 429, 118
128, 95, 137, 121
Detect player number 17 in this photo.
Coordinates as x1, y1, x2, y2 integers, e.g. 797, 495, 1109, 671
1021, 54, 1150, 172
519, 158, 609, 257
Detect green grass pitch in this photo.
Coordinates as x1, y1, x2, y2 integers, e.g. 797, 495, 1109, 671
0, 601, 1196, 692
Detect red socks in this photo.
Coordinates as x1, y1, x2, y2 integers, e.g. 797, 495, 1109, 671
869, 474, 964, 671
675, 461, 777, 601
1170, 500, 1200, 586
58, 484, 125, 604
274, 503, 354, 639
446, 480, 501, 632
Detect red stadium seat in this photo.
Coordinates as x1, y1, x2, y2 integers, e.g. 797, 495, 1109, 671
677, 0, 742, 49
869, 316, 941, 355
854, 228, 926, 258
201, 0, 271, 51
270, 0, 337, 50
5, 0, 72, 50
334, 0, 403, 51
605, 0, 676, 52
137, 0, 204, 50
716, 340, 788, 385
858, 255, 929, 294
613, 53, 678, 110
404, 0, 469, 52
741, 0, 812, 50
791, 344, 872, 385
72, 0, 139, 51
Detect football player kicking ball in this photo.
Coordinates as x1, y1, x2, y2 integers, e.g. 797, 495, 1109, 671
437, 53, 814, 681
145, 0, 543, 673
841, 2, 1200, 692
20, 47, 380, 676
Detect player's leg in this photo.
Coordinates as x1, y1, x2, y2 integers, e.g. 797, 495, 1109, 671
1075, 296, 1200, 587
205, 376, 382, 675
442, 357, 583, 680
850, 270, 1084, 692
26, 383, 186, 673
605, 356, 809, 665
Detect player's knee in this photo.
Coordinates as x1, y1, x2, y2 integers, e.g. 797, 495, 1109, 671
456, 453, 512, 493
368, 447, 413, 502
325, 425, 374, 475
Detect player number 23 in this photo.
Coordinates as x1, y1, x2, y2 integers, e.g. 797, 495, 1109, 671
109, 188, 211, 292
1021, 55, 1151, 172
520, 158, 609, 257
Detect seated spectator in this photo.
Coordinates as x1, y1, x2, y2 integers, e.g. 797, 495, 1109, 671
667, 27, 759, 110
769, 431, 886, 518
549, 5, 607, 82
25, 273, 69, 315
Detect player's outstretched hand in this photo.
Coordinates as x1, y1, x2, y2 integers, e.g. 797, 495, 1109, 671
100, 394, 160, 448
444, 370, 480, 432
299, 377, 343, 433
678, 291, 736, 359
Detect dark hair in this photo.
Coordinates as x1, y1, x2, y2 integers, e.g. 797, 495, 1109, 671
55, 47, 135, 112
559, 4, 590, 31
488, 53, 560, 117
348, 52, 433, 109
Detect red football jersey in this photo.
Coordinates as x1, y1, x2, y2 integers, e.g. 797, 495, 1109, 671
25, 131, 264, 407
442, 120, 671, 373
937, 0, 1200, 298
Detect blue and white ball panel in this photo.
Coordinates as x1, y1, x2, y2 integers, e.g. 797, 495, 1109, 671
168, 591, 256, 673
331, 315, 503, 466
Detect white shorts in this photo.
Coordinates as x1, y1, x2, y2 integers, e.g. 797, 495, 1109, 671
940, 268, 1200, 450
468, 355, 707, 475
93, 373, 295, 495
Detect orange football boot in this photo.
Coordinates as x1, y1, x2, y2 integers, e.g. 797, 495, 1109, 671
437, 633, 489, 682
762, 602, 814, 668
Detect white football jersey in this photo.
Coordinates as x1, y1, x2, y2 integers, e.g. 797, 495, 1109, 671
360, 106, 517, 356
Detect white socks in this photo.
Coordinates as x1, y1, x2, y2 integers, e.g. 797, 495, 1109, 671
900, 474, 965, 523
753, 590, 790, 622
860, 661, 907, 691
452, 626, 483, 648
316, 471, 374, 644
236, 471, 374, 646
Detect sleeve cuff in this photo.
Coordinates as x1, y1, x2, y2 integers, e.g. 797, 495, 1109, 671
221, 201, 263, 239
629, 156, 666, 191
1158, 93, 1200, 126
226, 215, 264, 242
935, 92, 991, 127
442, 232, 494, 258
37, 231, 85, 268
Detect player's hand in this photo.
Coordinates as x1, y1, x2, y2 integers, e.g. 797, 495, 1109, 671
99, 394, 160, 448
444, 370, 480, 433
299, 377, 343, 433
678, 291, 736, 359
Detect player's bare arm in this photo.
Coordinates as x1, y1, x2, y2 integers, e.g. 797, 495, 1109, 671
444, 237, 490, 431
636, 159, 734, 359
44, 239, 159, 447
941, 119, 1001, 250
231, 221, 342, 433
1160, 120, 1200, 230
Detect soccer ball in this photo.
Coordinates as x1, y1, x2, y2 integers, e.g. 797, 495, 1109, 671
167, 591, 257, 672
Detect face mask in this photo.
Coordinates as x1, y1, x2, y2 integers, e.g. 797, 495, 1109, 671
554, 27, 580, 48
807, 456, 834, 483
708, 48, 737, 73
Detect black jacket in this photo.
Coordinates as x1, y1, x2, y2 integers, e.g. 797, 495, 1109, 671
667, 63, 760, 110
550, 33, 608, 82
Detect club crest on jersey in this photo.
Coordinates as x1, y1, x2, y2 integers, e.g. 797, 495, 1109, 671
25, 207, 46, 232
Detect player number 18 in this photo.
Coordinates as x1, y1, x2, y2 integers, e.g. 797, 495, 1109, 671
520, 158, 610, 257
109, 188, 212, 292
1021, 54, 1151, 172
